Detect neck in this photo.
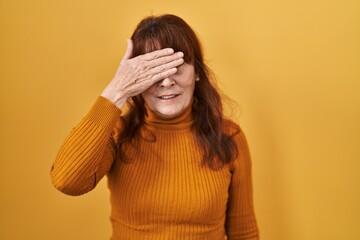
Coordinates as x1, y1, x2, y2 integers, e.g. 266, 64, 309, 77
143, 100, 193, 132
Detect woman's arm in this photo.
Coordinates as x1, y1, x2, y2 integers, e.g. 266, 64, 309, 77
225, 129, 260, 239
50, 40, 184, 196
50, 97, 122, 196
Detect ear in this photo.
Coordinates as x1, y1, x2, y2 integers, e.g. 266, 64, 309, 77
195, 73, 200, 81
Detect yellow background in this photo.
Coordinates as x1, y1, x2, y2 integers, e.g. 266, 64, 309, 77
1, 0, 359, 239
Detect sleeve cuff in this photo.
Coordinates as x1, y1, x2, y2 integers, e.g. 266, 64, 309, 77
85, 96, 122, 129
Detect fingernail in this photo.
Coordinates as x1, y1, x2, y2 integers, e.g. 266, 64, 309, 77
177, 52, 184, 57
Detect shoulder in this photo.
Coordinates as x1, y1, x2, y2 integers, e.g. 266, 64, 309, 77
222, 119, 252, 169
222, 118, 249, 144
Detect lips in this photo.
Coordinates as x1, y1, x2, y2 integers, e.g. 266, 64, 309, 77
158, 94, 180, 100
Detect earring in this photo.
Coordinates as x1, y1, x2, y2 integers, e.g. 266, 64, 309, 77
195, 77, 200, 82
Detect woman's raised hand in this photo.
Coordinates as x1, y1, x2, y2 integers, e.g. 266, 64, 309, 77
101, 39, 184, 109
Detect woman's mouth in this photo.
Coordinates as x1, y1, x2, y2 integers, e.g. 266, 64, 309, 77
158, 94, 180, 100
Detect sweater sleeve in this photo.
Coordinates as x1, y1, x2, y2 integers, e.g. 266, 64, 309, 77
225, 129, 260, 239
50, 96, 123, 196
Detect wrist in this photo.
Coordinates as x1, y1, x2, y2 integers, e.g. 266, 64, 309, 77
100, 89, 128, 109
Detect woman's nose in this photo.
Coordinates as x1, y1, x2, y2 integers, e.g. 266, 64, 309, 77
158, 77, 175, 87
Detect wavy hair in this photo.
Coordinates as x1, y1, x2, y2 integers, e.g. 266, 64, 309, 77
118, 14, 239, 168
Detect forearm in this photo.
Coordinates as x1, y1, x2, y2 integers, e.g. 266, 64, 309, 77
50, 96, 122, 196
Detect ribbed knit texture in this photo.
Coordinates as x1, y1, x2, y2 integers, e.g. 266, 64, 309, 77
51, 96, 259, 240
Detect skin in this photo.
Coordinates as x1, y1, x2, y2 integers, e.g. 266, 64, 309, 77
101, 39, 197, 118
101, 39, 184, 109
141, 63, 196, 119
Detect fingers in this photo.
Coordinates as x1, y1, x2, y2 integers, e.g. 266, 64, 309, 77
145, 52, 184, 69
136, 67, 179, 86
131, 50, 183, 81
144, 57, 184, 77
142, 48, 175, 61
122, 39, 134, 61
151, 67, 178, 82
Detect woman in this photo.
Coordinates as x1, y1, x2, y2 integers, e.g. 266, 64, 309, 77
51, 14, 259, 239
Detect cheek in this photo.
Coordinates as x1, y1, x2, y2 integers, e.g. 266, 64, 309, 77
183, 81, 196, 95
175, 75, 195, 89
141, 85, 156, 100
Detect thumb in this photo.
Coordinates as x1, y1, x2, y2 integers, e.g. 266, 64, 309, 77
122, 39, 133, 61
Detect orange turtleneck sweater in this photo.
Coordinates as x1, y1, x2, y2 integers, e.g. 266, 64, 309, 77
51, 96, 259, 240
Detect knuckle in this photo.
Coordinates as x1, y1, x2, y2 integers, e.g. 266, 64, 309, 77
159, 72, 166, 79
160, 64, 167, 71
132, 65, 139, 72
162, 57, 169, 63
140, 62, 149, 71
134, 64, 144, 72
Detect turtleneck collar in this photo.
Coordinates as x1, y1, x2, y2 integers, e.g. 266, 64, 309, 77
143, 99, 194, 132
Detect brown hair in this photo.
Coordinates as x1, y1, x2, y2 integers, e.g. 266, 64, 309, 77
118, 14, 239, 168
